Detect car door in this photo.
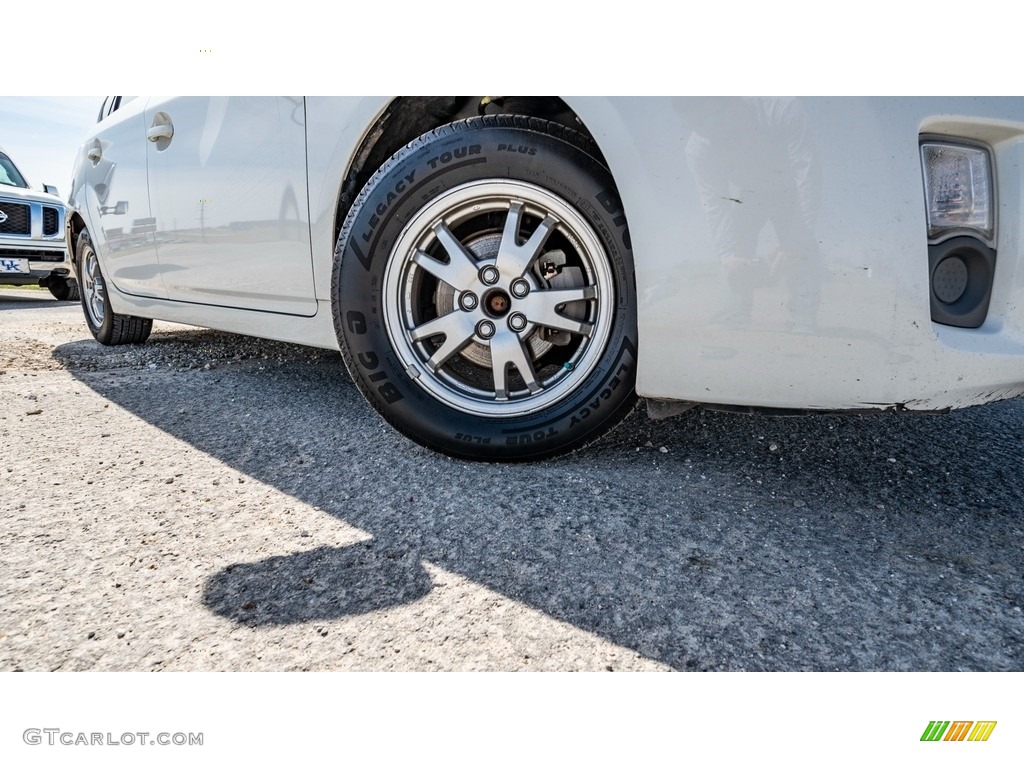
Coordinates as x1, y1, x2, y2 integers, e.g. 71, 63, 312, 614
82, 96, 166, 299
143, 97, 317, 315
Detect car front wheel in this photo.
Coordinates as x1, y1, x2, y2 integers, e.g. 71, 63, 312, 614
333, 116, 637, 460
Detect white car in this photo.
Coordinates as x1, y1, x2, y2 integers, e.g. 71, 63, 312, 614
67, 96, 1024, 459
0, 145, 75, 300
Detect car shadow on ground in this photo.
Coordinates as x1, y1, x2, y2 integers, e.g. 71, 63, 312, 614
0, 290, 63, 308
56, 331, 1024, 670
204, 543, 434, 626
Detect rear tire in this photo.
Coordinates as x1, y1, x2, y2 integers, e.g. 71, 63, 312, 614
333, 115, 637, 461
76, 229, 152, 345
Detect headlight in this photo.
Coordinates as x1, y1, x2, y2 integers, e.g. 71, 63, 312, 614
921, 141, 994, 244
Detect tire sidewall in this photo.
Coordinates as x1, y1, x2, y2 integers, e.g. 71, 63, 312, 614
76, 229, 113, 343
335, 120, 637, 460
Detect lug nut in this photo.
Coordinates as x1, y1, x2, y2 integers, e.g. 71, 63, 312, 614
476, 320, 496, 339
479, 265, 500, 285
510, 279, 530, 298
459, 292, 478, 311
508, 312, 527, 332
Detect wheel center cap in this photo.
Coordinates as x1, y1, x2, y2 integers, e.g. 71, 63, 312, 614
484, 289, 512, 318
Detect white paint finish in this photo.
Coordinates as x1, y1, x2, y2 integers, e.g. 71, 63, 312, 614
570, 97, 1024, 410
101, 269, 338, 350
304, 97, 391, 300
72, 96, 1024, 413
69, 97, 166, 298
144, 97, 317, 315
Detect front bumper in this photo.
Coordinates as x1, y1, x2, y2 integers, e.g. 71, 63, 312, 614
0, 237, 71, 286
0, 193, 71, 285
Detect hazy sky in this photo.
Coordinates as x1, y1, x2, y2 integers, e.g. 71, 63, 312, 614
0, 97, 101, 198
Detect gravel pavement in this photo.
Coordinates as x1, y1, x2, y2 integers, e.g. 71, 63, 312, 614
2, 287, 1023, 671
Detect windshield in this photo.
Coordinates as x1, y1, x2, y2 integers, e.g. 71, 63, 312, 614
0, 153, 29, 188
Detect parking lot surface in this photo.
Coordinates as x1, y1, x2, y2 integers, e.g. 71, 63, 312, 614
2, 287, 1022, 671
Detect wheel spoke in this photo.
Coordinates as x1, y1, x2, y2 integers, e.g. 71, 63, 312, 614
382, 178, 614, 419
519, 286, 596, 335
495, 201, 559, 280
83, 253, 106, 325
410, 310, 479, 371
411, 222, 480, 290
490, 330, 541, 400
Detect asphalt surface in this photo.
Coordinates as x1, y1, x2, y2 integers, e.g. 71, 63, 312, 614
2, 287, 1023, 671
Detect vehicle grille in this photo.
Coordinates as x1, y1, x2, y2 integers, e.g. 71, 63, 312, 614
0, 202, 30, 235
43, 207, 59, 236
0, 248, 64, 260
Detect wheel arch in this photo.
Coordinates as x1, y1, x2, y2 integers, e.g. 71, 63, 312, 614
331, 97, 614, 250
66, 210, 88, 269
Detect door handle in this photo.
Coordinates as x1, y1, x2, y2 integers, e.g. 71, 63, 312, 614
147, 123, 174, 142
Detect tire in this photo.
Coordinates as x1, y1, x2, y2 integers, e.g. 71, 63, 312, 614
47, 277, 79, 302
76, 229, 152, 345
333, 116, 637, 461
